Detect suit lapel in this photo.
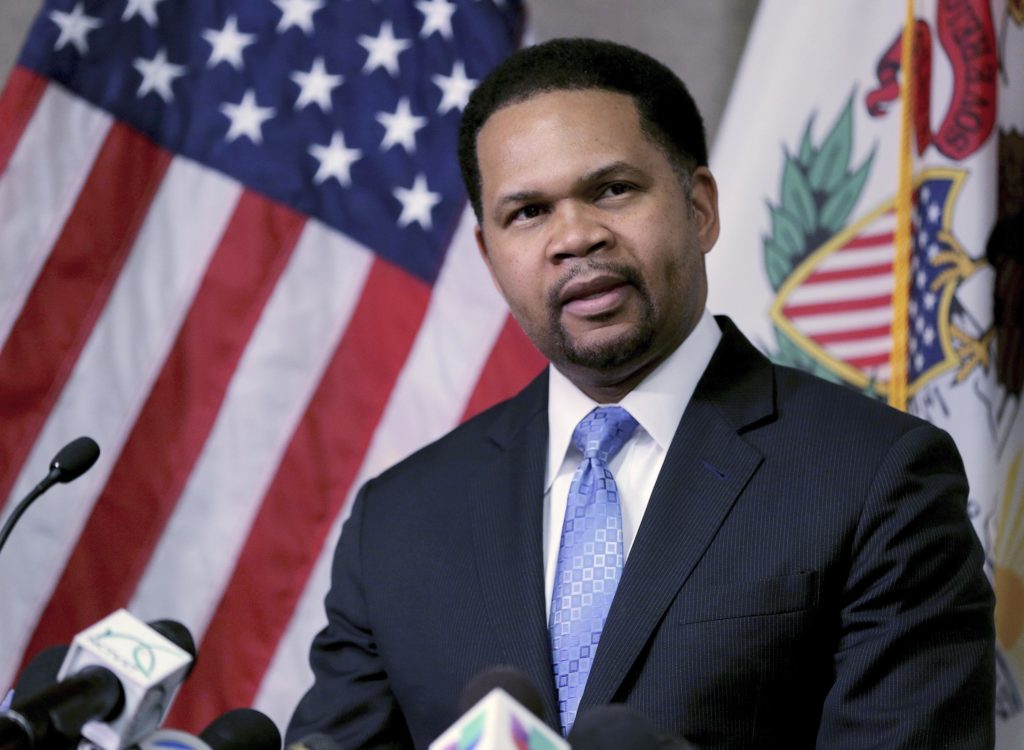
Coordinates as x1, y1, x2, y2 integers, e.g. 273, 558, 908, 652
580, 319, 776, 710
469, 372, 561, 727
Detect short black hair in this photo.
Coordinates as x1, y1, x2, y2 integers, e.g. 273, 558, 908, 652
457, 37, 708, 221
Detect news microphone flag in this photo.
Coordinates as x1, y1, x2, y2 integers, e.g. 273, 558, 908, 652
429, 688, 568, 750
0, 0, 537, 735
60, 610, 193, 750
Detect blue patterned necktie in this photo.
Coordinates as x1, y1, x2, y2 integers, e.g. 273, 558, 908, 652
550, 405, 639, 734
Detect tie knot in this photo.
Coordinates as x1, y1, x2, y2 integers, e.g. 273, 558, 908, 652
572, 406, 638, 463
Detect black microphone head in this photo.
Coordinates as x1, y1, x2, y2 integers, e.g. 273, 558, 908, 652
286, 733, 342, 750
568, 704, 659, 750
457, 666, 544, 719
147, 620, 197, 676
147, 619, 197, 657
50, 437, 100, 483
199, 708, 281, 750
12, 663, 125, 732
13, 645, 70, 700
657, 734, 697, 750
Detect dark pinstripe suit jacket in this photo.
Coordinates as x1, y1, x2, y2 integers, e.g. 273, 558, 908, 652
286, 317, 995, 750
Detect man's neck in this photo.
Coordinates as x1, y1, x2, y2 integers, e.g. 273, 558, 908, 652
556, 334, 690, 404
568, 367, 664, 404
550, 310, 723, 405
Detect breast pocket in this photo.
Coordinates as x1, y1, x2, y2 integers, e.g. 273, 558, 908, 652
677, 570, 819, 624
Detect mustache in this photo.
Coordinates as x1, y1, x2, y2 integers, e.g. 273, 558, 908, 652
546, 260, 646, 310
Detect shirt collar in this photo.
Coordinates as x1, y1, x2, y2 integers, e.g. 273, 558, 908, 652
545, 310, 722, 490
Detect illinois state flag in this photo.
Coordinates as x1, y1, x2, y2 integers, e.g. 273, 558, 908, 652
0, 0, 540, 734
708, 0, 1024, 744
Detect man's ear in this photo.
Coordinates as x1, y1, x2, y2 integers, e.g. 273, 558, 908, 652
690, 166, 720, 254
475, 225, 502, 293
474, 224, 489, 265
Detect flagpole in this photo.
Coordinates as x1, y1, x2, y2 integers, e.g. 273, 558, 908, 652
889, 0, 916, 412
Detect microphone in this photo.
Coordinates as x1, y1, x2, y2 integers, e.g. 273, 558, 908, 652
133, 729, 206, 749
135, 708, 281, 750
568, 705, 696, 750
657, 736, 697, 749
0, 666, 124, 750
0, 610, 196, 750
456, 666, 545, 719
0, 646, 70, 741
68, 611, 195, 750
285, 733, 340, 750
50, 437, 102, 483
145, 622, 196, 679
198, 708, 281, 750
14, 646, 71, 700
568, 705, 657, 750
430, 668, 567, 750
0, 437, 101, 556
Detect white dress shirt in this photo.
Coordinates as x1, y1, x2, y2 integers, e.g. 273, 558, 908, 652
542, 310, 721, 615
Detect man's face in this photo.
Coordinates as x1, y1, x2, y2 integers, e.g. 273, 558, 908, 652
474, 89, 720, 397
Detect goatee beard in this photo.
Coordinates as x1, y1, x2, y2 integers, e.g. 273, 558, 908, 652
547, 261, 657, 370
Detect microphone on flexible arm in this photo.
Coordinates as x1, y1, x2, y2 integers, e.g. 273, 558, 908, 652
134, 708, 281, 750
0, 611, 195, 750
429, 666, 567, 750
0, 437, 101, 557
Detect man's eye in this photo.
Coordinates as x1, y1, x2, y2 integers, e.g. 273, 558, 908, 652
510, 204, 544, 222
602, 182, 633, 198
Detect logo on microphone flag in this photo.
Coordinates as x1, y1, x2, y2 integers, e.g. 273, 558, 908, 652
708, 1, 1024, 744
0, 0, 537, 736
509, 714, 562, 750
74, 609, 192, 683
60, 610, 193, 750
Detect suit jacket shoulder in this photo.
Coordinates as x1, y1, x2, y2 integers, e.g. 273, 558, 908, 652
369, 367, 548, 498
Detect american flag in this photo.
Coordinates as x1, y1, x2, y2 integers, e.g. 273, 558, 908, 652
773, 175, 960, 395
0, 0, 541, 733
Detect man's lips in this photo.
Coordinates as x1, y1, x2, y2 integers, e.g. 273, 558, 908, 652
558, 274, 631, 317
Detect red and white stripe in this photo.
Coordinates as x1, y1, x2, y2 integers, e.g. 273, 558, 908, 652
780, 212, 897, 381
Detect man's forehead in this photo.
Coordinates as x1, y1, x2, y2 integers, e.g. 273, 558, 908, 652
476, 90, 646, 164
475, 89, 658, 195
480, 87, 641, 132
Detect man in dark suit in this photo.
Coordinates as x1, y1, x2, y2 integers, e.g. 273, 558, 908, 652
286, 39, 994, 749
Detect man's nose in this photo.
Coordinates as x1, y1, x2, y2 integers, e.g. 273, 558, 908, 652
547, 203, 612, 260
